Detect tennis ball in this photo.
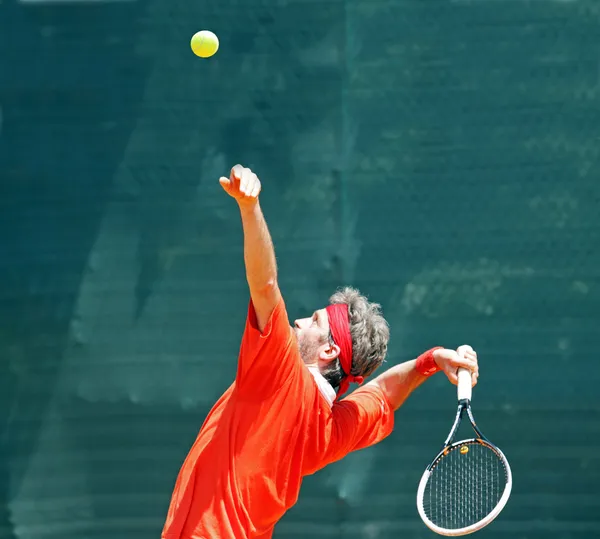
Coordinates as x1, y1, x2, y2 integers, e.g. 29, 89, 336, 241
191, 30, 219, 58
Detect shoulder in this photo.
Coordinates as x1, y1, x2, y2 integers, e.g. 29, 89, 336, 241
332, 383, 394, 426
244, 294, 292, 346
236, 295, 301, 394
250, 285, 282, 333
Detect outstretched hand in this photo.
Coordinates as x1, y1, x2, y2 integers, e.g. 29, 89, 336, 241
433, 345, 479, 387
220, 165, 261, 208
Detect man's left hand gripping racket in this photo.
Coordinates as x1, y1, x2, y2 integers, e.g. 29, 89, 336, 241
416, 366, 512, 536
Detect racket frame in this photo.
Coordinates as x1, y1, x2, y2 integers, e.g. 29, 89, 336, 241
416, 370, 512, 536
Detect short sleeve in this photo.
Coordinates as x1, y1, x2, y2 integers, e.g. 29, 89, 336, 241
235, 296, 301, 398
323, 383, 394, 464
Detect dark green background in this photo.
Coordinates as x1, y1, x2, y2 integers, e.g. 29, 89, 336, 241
1, 0, 599, 537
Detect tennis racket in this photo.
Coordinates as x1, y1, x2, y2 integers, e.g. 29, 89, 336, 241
416, 367, 512, 536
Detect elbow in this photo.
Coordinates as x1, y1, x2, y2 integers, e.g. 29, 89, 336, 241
372, 379, 391, 403
250, 280, 280, 298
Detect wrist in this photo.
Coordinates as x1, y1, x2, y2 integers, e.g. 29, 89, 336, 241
415, 347, 444, 377
238, 199, 260, 214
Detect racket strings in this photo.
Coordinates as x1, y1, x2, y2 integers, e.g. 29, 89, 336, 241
423, 442, 506, 530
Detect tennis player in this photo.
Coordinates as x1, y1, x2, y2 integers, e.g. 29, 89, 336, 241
161, 165, 479, 539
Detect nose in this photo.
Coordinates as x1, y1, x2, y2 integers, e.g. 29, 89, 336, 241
294, 317, 309, 329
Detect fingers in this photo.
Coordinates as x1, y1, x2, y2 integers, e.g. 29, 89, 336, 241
230, 164, 244, 184
464, 350, 477, 363
434, 349, 476, 370
457, 344, 473, 358
250, 177, 261, 198
219, 176, 232, 193
226, 165, 261, 202
240, 169, 251, 194
436, 348, 478, 380
435, 346, 479, 387
447, 370, 458, 385
242, 170, 258, 196
231, 165, 254, 194
457, 345, 478, 372
457, 344, 479, 387
452, 355, 478, 375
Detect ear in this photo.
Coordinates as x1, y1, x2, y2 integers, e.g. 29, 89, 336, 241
319, 342, 340, 364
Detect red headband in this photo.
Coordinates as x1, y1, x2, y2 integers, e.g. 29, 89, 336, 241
325, 303, 364, 399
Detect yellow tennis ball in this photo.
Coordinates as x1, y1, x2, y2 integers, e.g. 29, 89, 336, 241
191, 30, 219, 58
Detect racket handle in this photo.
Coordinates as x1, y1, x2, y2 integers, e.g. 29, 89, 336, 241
457, 367, 472, 402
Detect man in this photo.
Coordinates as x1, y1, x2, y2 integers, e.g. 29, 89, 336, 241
161, 165, 479, 539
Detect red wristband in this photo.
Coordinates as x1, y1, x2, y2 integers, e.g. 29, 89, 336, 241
416, 347, 444, 376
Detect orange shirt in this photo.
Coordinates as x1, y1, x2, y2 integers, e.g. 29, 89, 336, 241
161, 297, 394, 539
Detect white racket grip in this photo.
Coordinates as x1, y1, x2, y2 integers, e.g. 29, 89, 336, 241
457, 367, 472, 402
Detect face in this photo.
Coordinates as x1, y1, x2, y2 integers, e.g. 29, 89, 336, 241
293, 309, 340, 367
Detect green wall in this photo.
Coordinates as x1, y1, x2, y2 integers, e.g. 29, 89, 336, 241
1, 0, 599, 538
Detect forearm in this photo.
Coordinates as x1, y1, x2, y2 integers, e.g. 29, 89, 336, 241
371, 360, 428, 411
239, 202, 278, 294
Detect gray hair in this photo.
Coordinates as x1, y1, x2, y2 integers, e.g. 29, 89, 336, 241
321, 287, 390, 390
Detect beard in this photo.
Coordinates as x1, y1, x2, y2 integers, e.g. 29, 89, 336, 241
294, 329, 320, 365
293, 328, 341, 388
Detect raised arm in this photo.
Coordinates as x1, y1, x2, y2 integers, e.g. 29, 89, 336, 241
371, 346, 479, 411
220, 165, 281, 332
